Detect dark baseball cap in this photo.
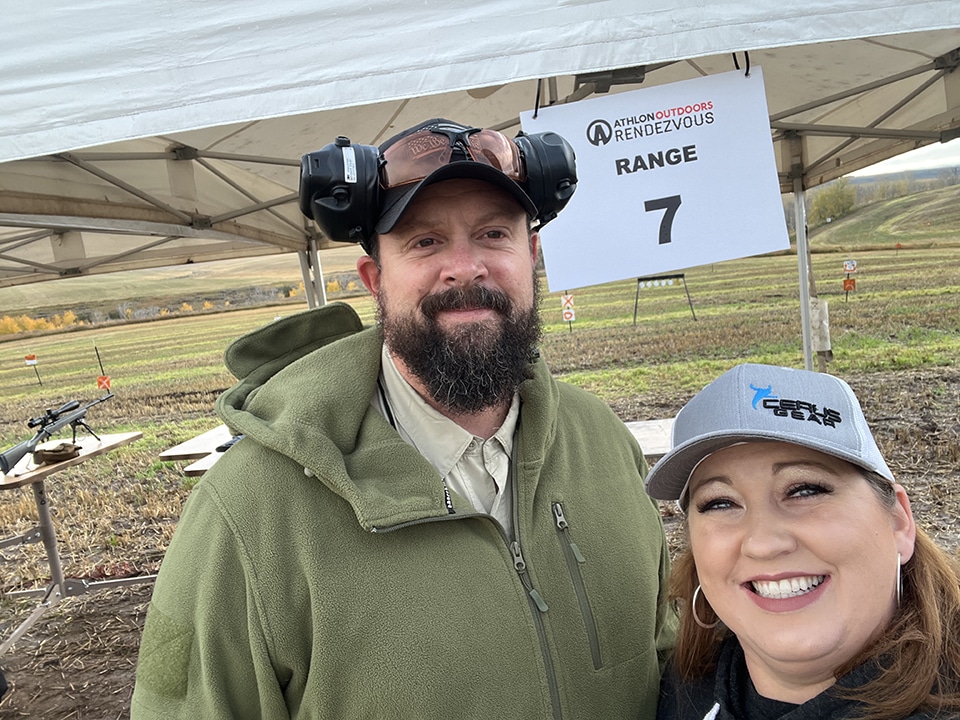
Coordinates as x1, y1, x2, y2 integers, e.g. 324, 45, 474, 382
375, 118, 537, 234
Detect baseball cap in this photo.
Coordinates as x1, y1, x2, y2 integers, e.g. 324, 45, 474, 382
644, 363, 895, 505
375, 118, 538, 234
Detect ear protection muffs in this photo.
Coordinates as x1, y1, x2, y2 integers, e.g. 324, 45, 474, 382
299, 130, 577, 252
514, 131, 578, 226
299, 137, 381, 252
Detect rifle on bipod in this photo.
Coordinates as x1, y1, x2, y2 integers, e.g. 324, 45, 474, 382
0, 393, 114, 475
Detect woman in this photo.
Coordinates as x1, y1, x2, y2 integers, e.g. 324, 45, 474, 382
645, 363, 960, 720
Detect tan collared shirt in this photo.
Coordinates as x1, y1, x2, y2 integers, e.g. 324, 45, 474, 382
374, 345, 519, 537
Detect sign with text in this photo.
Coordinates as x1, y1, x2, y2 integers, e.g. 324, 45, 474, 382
521, 68, 789, 291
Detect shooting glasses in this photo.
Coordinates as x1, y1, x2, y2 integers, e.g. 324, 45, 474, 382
379, 126, 527, 188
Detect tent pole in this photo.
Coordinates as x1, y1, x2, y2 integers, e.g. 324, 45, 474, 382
296, 239, 327, 309
309, 237, 328, 307
793, 177, 814, 370
297, 250, 316, 308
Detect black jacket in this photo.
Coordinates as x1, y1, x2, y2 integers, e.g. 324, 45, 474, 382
656, 637, 957, 720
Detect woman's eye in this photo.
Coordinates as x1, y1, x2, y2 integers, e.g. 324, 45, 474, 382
695, 497, 736, 513
787, 483, 830, 498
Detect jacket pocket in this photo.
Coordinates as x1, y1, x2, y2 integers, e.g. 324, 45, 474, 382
552, 501, 603, 669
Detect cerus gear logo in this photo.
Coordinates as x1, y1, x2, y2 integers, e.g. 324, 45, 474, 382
748, 382, 843, 428
586, 119, 613, 147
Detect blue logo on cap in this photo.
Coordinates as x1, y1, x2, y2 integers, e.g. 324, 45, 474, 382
749, 384, 776, 409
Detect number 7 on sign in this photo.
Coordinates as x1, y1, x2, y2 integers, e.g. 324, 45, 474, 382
644, 195, 682, 245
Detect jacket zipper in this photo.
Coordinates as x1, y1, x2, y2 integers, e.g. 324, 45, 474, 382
370, 419, 563, 719
509, 433, 563, 720
553, 502, 602, 669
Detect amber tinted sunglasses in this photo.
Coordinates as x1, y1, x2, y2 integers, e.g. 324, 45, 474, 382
380, 126, 526, 188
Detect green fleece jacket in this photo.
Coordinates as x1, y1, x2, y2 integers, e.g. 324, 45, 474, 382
132, 302, 676, 720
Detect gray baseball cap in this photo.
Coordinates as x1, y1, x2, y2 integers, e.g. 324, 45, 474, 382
644, 363, 895, 504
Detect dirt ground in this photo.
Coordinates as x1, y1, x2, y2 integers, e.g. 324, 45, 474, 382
0, 366, 957, 719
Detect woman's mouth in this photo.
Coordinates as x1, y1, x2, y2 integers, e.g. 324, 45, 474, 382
750, 575, 826, 599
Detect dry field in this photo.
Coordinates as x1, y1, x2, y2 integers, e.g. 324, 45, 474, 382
0, 235, 957, 717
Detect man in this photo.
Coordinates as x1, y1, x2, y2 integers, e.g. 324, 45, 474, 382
132, 119, 675, 719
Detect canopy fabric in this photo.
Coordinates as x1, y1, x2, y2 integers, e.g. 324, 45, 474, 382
1, 2, 958, 288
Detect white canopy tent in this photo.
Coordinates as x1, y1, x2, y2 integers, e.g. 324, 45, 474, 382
1, 2, 958, 365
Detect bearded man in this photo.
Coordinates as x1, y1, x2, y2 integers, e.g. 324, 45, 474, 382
132, 119, 676, 720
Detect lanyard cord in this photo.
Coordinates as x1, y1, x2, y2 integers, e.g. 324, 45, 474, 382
377, 377, 397, 430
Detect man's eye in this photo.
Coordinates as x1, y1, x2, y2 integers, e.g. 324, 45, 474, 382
415, 237, 436, 248
485, 230, 505, 239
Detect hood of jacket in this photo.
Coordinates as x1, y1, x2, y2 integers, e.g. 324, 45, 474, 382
213, 301, 561, 531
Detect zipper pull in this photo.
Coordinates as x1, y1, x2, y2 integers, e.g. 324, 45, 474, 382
553, 502, 585, 563
510, 541, 526, 572
510, 541, 548, 611
528, 588, 549, 612
552, 502, 568, 529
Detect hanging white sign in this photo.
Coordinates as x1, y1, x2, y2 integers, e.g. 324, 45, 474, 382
521, 68, 789, 291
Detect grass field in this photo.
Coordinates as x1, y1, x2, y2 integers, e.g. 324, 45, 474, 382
1, 242, 957, 409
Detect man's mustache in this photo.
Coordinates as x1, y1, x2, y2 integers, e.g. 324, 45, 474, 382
420, 285, 512, 319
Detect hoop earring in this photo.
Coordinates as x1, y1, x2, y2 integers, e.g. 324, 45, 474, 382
896, 552, 902, 608
692, 584, 719, 629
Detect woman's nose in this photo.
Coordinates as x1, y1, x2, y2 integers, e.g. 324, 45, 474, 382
740, 511, 798, 560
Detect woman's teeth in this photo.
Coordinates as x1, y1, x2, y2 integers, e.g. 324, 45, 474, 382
751, 575, 825, 599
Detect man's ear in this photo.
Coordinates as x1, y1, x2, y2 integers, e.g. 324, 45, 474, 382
892, 484, 917, 563
357, 254, 380, 295
529, 230, 540, 265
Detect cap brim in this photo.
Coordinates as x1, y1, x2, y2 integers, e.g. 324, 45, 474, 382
375, 162, 537, 235
644, 430, 895, 503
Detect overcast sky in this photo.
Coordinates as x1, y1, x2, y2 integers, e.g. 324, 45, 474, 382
850, 137, 960, 177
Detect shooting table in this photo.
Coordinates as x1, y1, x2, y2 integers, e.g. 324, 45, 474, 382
0, 431, 154, 656
159, 420, 675, 476
158, 424, 235, 476
624, 418, 674, 463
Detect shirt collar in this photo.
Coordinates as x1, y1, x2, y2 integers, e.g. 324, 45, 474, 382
379, 345, 520, 476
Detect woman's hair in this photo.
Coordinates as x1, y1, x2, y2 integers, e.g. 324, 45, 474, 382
669, 469, 960, 719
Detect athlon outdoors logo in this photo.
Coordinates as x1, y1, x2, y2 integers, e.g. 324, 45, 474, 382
748, 383, 843, 428
586, 119, 613, 146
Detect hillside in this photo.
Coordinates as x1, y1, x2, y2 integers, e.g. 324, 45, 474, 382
809, 182, 960, 249
0, 245, 365, 318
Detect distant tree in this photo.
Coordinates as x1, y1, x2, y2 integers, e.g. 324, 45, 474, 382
781, 196, 796, 235
937, 166, 960, 187
809, 178, 856, 226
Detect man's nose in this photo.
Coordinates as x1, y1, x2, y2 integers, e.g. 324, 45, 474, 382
443, 239, 488, 286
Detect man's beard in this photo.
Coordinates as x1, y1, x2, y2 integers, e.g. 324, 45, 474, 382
379, 276, 541, 414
